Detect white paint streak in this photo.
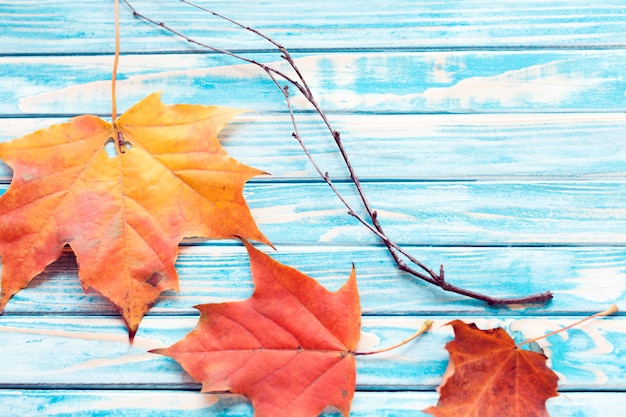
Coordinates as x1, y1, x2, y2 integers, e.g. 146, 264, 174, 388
17, 55, 312, 113
14, 53, 611, 115
45, 392, 220, 414
319, 225, 368, 242
423, 60, 602, 108
42, 354, 157, 377
560, 267, 626, 302
318, 209, 420, 242
0, 324, 162, 350
252, 205, 345, 224
355, 330, 381, 351
582, 328, 614, 355
431, 54, 458, 84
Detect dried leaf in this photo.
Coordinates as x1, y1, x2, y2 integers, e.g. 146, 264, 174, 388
152, 239, 361, 417
0, 92, 269, 338
424, 320, 559, 417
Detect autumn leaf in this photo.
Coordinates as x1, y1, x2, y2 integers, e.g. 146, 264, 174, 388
0, 92, 269, 338
152, 239, 361, 417
424, 320, 559, 417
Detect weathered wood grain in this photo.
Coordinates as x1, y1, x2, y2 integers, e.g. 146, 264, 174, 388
1, 390, 624, 417
248, 181, 626, 246
0, 316, 623, 391
1, 1, 624, 414
2, 0, 625, 54
1, 181, 626, 245
2, 245, 623, 316
2, 113, 626, 182
1, 50, 625, 115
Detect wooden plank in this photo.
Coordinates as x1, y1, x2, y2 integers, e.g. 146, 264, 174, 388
2, 1, 625, 54
0, 316, 623, 391
2, 113, 626, 182
2, 50, 626, 115
1, 390, 624, 417
1, 180, 626, 244
248, 181, 626, 246
0, 179, 626, 245
2, 0, 624, 415
2, 245, 624, 316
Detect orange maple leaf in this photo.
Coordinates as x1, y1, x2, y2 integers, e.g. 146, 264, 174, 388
0, 92, 269, 338
424, 320, 559, 417
152, 239, 361, 417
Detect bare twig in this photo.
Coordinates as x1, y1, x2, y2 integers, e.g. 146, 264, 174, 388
123, 0, 553, 306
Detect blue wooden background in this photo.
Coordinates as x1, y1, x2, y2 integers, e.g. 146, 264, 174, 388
1, 1, 625, 415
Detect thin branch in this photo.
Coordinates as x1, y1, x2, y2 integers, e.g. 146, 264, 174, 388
123, 0, 553, 306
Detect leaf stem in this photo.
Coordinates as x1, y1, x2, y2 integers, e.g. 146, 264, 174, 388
112, 0, 120, 125
354, 320, 433, 356
517, 304, 619, 348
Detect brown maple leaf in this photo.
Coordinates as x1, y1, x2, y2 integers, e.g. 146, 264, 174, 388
0, 92, 269, 339
424, 320, 559, 417
152, 239, 361, 417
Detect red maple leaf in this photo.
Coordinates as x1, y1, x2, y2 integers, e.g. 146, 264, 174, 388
152, 239, 361, 417
424, 320, 559, 417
